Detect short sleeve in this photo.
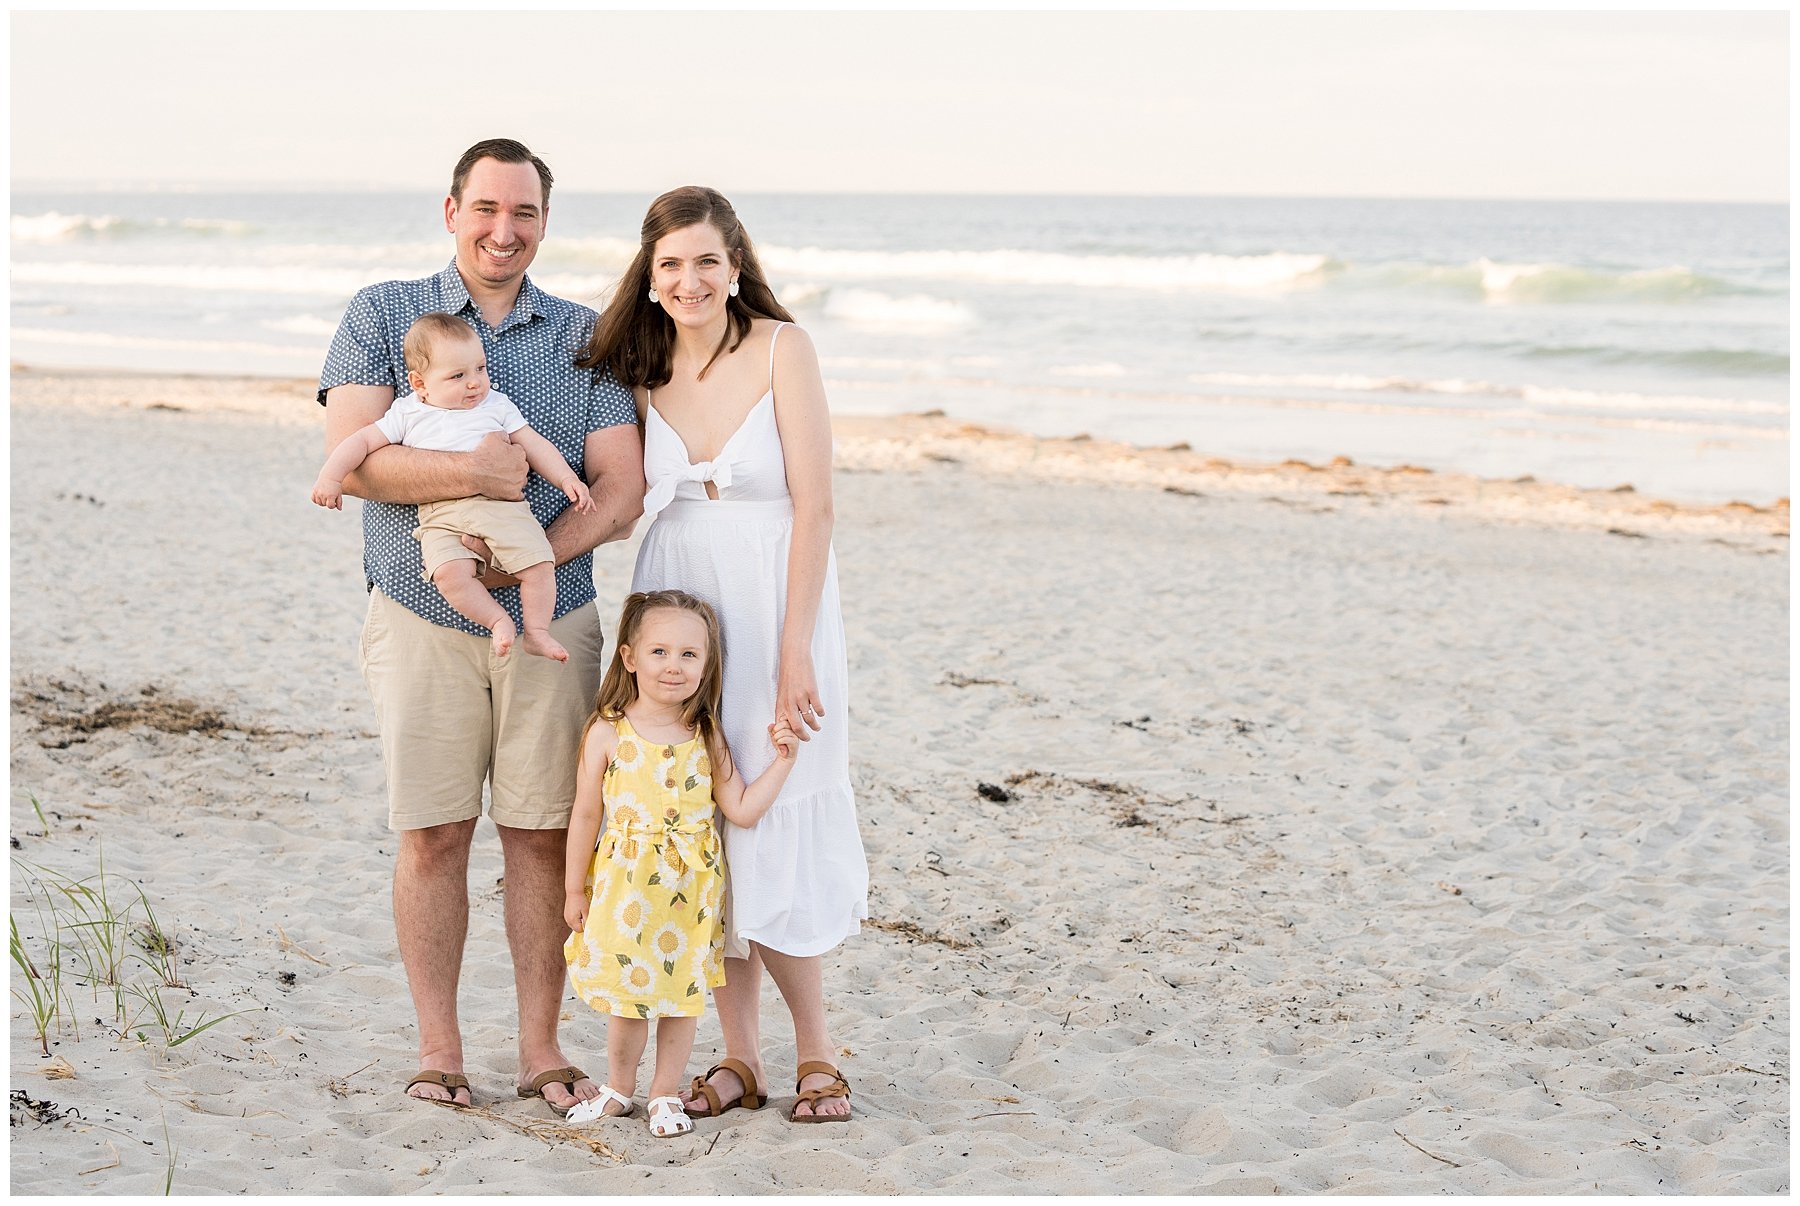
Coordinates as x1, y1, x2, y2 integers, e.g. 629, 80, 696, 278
489, 391, 530, 434
588, 366, 637, 432
317, 287, 396, 405
371, 397, 412, 445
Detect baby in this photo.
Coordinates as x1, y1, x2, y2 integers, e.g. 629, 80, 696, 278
312, 312, 594, 661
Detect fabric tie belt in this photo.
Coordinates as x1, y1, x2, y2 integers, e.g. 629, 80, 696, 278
642, 460, 734, 519
597, 819, 717, 878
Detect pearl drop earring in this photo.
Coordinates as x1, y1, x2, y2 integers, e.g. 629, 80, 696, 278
647, 287, 660, 303
728, 280, 740, 298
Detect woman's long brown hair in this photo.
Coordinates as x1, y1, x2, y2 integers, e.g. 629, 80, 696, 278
578, 186, 794, 388
583, 590, 733, 782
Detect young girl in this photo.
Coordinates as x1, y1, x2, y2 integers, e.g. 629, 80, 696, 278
562, 590, 799, 1138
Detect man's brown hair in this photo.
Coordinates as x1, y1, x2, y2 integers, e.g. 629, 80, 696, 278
450, 138, 553, 208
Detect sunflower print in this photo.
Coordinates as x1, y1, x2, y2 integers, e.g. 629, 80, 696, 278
610, 734, 645, 774
683, 742, 713, 792
604, 790, 646, 834
687, 930, 725, 992
616, 954, 658, 998
649, 922, 689, 973
610, 888, 651, 943
564, 716, 727, 1020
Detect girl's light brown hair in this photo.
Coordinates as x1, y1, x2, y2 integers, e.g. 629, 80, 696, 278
577, 186, 794, 389
584, 590, 733, 780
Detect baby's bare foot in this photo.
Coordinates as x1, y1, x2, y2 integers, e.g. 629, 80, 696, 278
491, 616, 517, 658
522, 629, 569, 663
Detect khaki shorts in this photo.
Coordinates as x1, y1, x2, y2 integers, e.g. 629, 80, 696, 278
358, 588, 604, 831
413, 496, 553, 581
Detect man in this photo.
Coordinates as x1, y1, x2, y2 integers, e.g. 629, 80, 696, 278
319, 138, 643, 1112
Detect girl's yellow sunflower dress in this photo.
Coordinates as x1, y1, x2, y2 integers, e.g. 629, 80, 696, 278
565, 717, 727, 1019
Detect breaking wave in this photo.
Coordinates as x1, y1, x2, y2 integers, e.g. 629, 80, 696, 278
1187, 371, 1786, 419
12, 211, 256, 243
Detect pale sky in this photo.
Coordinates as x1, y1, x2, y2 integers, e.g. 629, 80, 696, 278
10, 10, 1789, 201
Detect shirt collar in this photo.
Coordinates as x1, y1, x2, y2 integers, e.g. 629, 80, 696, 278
437, 260, 473, 314
512, 274, 549, 323
438, 260, 546, 329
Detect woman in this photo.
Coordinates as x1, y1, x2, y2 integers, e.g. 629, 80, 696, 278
580, 187, 868, 1122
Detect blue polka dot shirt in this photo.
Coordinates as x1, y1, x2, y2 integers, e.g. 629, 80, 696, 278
317, 261, 636, 634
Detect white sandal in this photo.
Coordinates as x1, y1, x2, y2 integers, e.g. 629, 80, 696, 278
565, 1083, 636, 1124
648, 1095, 694, 1138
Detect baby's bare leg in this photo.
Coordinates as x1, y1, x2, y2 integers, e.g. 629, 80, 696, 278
514, 562, 568, 663
432, 560, 517, 657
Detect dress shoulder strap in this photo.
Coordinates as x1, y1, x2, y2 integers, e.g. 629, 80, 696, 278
767, 321, 788, 397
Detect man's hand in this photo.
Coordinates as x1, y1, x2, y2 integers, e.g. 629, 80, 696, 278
458, 535, 521, 590
472, 433, 529, 501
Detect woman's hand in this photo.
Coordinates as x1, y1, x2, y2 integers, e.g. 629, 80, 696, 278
776, 650, 824, 741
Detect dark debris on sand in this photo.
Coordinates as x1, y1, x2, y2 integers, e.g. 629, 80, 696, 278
1001, 769, 1249, 830
10, 1091, 80, 1128
864, 917, 976, 950
15, 677, 273, 746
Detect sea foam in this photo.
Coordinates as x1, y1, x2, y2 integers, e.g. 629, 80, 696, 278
1354, 259, 1745, 304
11, 212, 126, 242
11, 261, 393, 297
11, 211, 256, 243
758, 245, 1336, 292
819, 288, 974, 329
1187, 371, 1786, 420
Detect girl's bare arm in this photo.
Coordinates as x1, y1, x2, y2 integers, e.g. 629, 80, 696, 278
563, 722, 615, 931
713, 721, 799, 829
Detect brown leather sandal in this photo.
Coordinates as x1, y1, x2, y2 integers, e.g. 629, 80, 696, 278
789, 1060, 852, 1123
686, 1058, 763, 1117
516, 1066, 591, 1118
405, 1070, 472, 1108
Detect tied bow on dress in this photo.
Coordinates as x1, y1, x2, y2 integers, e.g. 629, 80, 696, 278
642, 458, 733, 518
596, 819, 718, 881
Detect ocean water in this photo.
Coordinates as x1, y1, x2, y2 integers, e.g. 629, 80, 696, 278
11, 191, 1789, 504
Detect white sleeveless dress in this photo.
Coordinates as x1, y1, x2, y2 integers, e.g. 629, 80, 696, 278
633, 323, 868, 959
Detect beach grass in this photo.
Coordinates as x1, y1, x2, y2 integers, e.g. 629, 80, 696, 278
130, 885, 183, 989
159, 1108, 177, 1195
10, 910, 63, 1056
11, 836, 247, 1056
125, 982, 250, 1050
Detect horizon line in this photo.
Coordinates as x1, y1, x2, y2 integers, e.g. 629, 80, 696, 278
9, 182, 1790, 207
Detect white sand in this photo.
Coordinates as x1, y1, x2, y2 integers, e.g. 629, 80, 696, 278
9, 370, 1789, 1193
